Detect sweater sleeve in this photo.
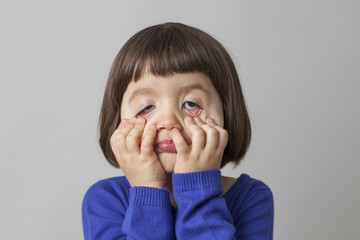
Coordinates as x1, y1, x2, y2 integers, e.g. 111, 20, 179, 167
172, 170, 236, 240
82, 179, 174, 240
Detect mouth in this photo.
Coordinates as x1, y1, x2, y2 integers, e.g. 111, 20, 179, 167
155, 140, 177, 153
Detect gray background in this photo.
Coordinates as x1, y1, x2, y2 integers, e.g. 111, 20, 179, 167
1, 0, 359, 239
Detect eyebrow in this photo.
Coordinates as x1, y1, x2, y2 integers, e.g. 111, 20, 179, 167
180, 83, 210, 96
128, 83, 210, 104
128, 88, 156, 104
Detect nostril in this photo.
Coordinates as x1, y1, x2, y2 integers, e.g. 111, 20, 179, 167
156, 117, 183, 130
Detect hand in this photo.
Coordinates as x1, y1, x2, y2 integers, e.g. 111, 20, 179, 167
171, 116, 228, 173
110, 117, 167, 188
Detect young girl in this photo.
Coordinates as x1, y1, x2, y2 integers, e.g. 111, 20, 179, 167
82, 22, 274, 240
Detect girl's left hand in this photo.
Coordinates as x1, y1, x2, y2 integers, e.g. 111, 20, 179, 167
171, 116, 228, 173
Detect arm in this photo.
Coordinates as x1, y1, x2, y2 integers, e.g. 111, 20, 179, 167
82, 179, 174, 240
123, 186, 174, 239
173, 170, 236, 240
173, 172, 274, 240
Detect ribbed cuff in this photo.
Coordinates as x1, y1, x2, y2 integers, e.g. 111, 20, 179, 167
172, 170, 223, 192
129, 187, 171, 208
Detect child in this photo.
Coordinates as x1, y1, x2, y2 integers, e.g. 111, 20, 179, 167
82, 22, 274, 239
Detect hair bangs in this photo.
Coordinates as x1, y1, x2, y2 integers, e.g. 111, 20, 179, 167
130, 24, 214, 82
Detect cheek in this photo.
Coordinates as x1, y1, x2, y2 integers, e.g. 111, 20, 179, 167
120, 105, 132, 120
215, 115, 224, 128
201, 108, 224, 127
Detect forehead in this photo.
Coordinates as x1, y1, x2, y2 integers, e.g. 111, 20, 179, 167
123, 72, 214, 102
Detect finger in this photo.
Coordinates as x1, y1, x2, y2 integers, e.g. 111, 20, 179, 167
194, 117, 219, 151
212, 125, 228, 153
126, 118, 145, 155
117, 118, 129, 129
185, 117, 205, 152
110, 120, 133, 156
140, 124, 157, 156
170, 128, 190, 154
205, 117, 217, 126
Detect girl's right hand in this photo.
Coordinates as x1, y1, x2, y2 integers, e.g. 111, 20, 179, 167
110, 117, 167, 189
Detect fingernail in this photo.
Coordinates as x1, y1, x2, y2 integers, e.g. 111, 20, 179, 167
185, 116, 193, 122
121, 119, 127, 124
130, 118, 136, 123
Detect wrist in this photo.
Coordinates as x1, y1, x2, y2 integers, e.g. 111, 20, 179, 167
172, 170, 222, 191
130, 186, 171, 207
131, 181, 166, 189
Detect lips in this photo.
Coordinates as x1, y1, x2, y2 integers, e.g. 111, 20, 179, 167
155, 140, 177, 153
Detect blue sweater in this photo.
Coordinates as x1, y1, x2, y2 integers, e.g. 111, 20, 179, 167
82, 170, 274, 239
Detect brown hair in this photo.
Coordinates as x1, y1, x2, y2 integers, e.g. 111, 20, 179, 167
98, 22, 251, 168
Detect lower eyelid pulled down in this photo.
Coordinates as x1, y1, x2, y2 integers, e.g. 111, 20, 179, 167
183, 101, 202, 116
185, 108, 201, 116
135, 102, 203, 118
136, 105, 155, 118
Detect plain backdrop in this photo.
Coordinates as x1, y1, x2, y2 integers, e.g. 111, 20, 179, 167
1, 0, 359, 239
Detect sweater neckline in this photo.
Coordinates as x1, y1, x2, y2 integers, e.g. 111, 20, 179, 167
222, 173, 247, 199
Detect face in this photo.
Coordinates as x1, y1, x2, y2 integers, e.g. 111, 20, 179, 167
120, 71, 224, 173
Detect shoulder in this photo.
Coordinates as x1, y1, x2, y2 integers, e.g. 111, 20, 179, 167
224, 174, 273, 209
240, 174, 272, 195
82, 176, 131, 209
82, 177, 132, 238
224, 175, 274, 237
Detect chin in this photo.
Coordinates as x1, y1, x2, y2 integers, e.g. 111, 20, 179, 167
157, 153, 176, 174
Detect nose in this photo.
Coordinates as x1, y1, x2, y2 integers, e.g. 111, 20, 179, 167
155, 107, 183, 131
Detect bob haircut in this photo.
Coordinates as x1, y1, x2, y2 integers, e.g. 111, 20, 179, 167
98, 22, 251, 168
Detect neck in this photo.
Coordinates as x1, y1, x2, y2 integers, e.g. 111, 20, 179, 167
164, 173, 177, 208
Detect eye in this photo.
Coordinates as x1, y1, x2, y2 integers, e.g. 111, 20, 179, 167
183, 101, 202, 116
136, 105, 155, 118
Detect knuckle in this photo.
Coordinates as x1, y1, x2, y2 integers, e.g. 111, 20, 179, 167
140, 146, 150, 153
176, 142, 188, 152
118, 129, 129, 137
207, 128, 217, 137
178, 141, 187, 148
126, 133, 136, 140
131, 131, 142, 139
193, 129, 204, 137
133, 125, 143, 132
110, 132, 121, 143
220, 128, 228, 137
130, 127, 142, 136
125, 136, 135, 145
140, 141, 152, 150
144, 130, 155, 138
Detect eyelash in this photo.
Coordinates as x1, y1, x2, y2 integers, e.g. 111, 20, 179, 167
135, 101, 202, 118
136, 105, 155, 118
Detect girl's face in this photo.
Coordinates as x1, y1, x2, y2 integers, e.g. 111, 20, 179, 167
120, 71, 224, 173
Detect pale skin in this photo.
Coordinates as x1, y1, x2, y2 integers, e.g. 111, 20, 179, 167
110, 71, 236, 206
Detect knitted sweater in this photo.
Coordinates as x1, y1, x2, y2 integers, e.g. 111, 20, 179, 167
82, 170, 274, 239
